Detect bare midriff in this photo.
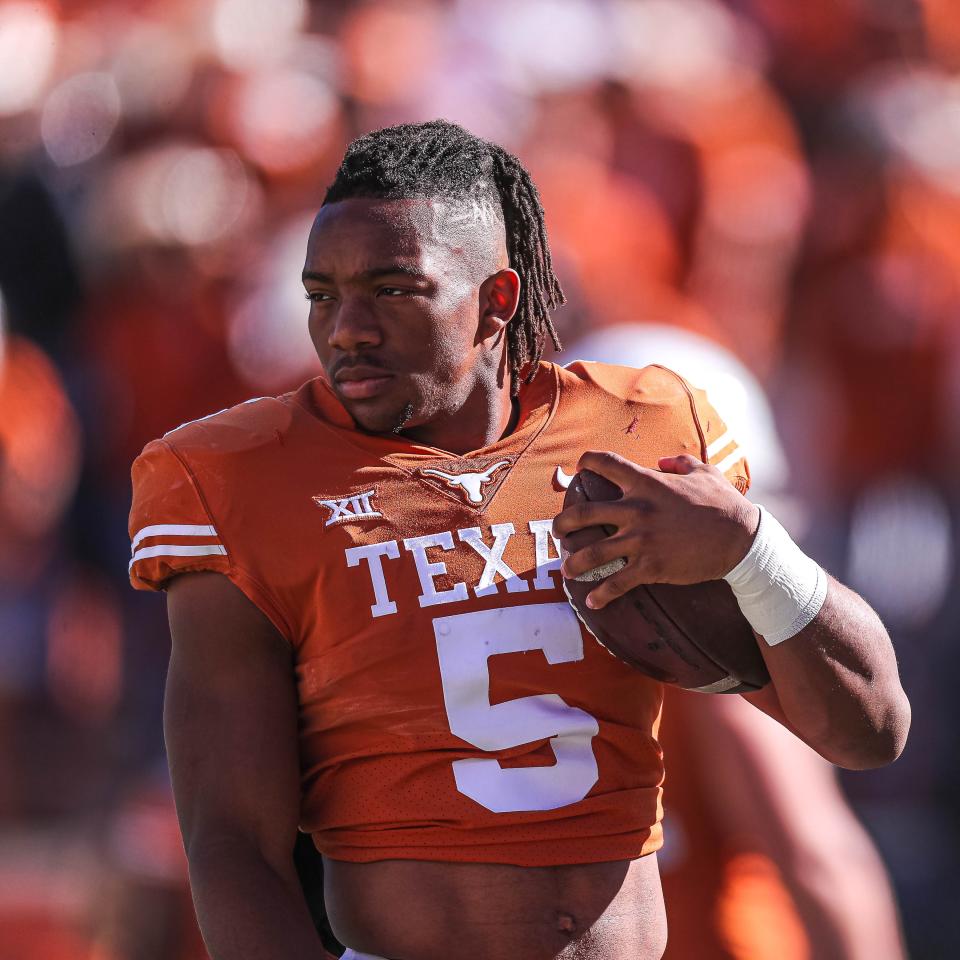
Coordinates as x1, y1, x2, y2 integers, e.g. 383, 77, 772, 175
322, 854, 667, 960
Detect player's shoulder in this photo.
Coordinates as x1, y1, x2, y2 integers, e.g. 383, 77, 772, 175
134, 383, 328, 480
550, 359, 749, 491
555, 358, 693, 406
156, 393, 295, 457
130, 378, 367, 505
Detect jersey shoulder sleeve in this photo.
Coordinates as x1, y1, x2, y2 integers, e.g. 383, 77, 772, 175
128, 438, 229, 590
682, 377, 751, 494
128, 395, 298, 641
561, 360, 751, 493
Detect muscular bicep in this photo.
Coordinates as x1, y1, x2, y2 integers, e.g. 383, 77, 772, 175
164, 572, 301, 870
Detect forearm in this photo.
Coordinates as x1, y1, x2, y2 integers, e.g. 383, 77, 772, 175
187, 835, 326, 960
757, 576, 910, 769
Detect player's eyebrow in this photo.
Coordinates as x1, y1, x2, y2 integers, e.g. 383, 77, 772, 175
301, 269, 334, 285
302, 265, 430, 285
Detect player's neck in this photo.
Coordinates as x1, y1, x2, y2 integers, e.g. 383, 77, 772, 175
398, 383, 517, 455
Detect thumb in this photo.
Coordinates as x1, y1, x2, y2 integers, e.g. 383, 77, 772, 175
658, 453, 702, 475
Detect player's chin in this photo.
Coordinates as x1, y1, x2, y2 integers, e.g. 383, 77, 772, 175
343, 391, 417, 435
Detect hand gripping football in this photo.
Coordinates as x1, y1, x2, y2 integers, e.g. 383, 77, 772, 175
560, 470, 769, 694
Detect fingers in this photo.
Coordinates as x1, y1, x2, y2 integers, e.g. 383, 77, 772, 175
584, 560, 649, 610
561, 534, 630, 582
658, 453, 703, 475
559, 451, 739, 603
552, 499, 630, 538
563, 537, 670, 609
577, 450, 657, 490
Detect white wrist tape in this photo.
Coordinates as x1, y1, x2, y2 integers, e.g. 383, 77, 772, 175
723, 505, 828, 646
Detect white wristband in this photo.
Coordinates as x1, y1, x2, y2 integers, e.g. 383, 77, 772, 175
723, 505, 828, 646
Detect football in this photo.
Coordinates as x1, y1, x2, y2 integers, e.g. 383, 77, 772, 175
560, 470, 770, 694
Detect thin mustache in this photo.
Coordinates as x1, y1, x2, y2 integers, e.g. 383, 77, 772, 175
330, 355, 393, 378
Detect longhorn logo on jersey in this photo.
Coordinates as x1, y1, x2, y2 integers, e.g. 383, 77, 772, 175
418, 459, 511, 505
313, 488, 382, 526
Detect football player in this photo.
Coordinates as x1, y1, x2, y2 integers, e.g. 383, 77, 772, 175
129, 121, 910, 960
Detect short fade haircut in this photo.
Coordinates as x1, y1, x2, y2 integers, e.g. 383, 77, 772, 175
323, 120, 565, 393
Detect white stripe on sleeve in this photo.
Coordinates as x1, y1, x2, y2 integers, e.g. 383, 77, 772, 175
714, 447, 744, 476
706, 430, 734, 460
128, 543, 227, 572
131, 523, 218, 554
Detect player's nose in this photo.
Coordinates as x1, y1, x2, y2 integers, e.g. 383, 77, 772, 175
328, 295, 383, 352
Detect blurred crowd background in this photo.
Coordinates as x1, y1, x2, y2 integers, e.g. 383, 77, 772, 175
1, 0, 959, 957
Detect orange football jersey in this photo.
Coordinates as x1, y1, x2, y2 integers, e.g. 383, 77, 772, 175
129, 361, 749, 866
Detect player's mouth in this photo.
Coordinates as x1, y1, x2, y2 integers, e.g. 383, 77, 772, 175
334, 365, 396, 400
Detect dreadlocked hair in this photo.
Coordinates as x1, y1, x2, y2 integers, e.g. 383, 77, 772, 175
323, 120, 565, 394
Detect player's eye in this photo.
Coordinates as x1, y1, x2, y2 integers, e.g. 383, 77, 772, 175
377, 286, 407, 297
304, 291, 334, 303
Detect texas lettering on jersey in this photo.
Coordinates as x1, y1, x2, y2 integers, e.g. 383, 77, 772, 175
128, 361, 749, 867
346, 518, 561, 617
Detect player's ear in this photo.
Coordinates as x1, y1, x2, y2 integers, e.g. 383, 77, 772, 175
478, 268, 520, 341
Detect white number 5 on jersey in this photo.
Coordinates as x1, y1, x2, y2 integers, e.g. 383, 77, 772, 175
433, 603, 599, 813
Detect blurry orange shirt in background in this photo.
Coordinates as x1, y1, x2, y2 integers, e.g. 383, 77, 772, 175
658, 688, 809, 960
